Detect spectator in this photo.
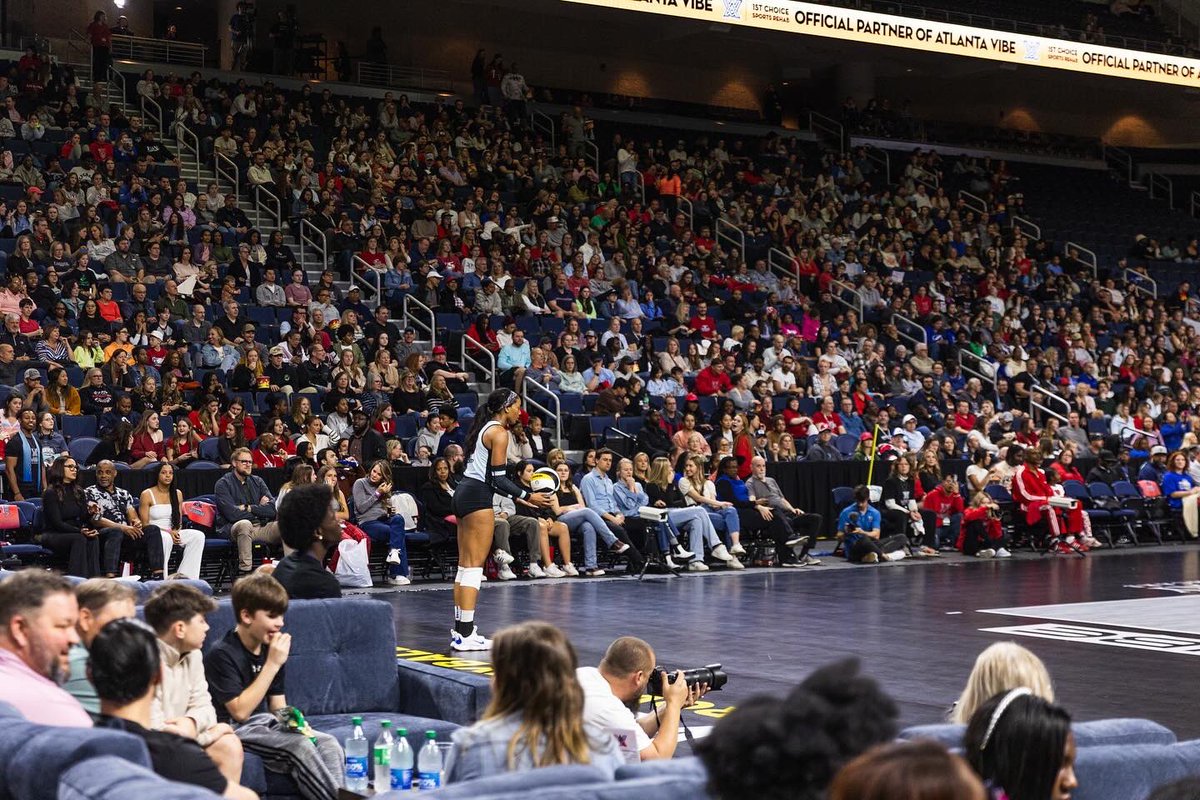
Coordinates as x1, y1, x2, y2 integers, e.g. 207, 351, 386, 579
215, 447, 280, 577
352, 459, 412, 586
805, 427, 842, 461
0, 570, 93, 726
829, 740, 986, 800
138, 462, 207, 580
43, 454, 123, 578
62, 578, 137, 715
273, 481, 343, 599
964, 690, 1077, 800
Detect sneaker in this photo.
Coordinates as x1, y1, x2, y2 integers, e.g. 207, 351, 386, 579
861, 552, 880, 563
450, 627, 492, 652
671, 543, 695, 561
386, 574, 411, 586
1082, 536, 1104, 549
562, 563, 579, 577
976, 549, 996, 559
779, 557, 804, 568
543, 563, 566, 578
492, 548, 515, 566
610, 541, 631, 554
885, 550, 907, 561
995, 547, 1012, 558
784, 533, 809, 547
729, 542, 747, 557
497, 565, 517, 580
386, 548, 402, 565
665, 556, 680, 570
801, 554, 823, 566
687, 560, 710, 572
920, 546, 941, 557
1055, 540, 1076, 555
584, 568, 606, 577
710, 544, 735, 562
727, 557, 746, 570
527, 562, 546, 578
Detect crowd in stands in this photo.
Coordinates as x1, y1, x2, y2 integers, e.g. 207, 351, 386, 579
0, 32, 1194, 583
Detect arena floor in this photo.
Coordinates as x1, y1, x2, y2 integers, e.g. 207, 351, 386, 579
365, 544, 1200, 740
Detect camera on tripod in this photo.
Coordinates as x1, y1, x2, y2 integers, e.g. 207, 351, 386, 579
647, 663, 728, 695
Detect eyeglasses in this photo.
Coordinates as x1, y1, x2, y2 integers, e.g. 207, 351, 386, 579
234, 459, 253, 465
64, 463, 78, 470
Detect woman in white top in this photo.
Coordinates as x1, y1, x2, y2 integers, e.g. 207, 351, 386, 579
138, 462, 205, 580
677, 454, 744, 556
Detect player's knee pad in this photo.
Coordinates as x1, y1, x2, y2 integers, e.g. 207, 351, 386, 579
459, 566, 484, 590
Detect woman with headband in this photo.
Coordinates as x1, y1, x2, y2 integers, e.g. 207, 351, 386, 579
451, 389, 551, 651
964, 688, 1078, 800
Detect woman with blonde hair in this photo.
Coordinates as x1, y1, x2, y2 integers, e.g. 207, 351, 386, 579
950, 641, 1054, 724
445, 621, 622, 782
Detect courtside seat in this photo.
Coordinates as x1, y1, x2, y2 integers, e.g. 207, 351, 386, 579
58, 756, 221, 800
0, 714, 151, 800
898, 718, 1178, 749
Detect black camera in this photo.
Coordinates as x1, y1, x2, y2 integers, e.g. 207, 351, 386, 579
647, 663, 727, 695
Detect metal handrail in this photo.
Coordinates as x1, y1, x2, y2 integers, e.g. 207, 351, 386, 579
893, 313, 927, 351
1011, 215, 1042, 240
864, 145, 891, 181
299, 218, 328, 272
910, 165, 940, 190
110, 34, 206, 67
403, 293, 436, 347
106, 66, 128, 115
958, 189, 989, 217
767, 247, 795, 282
1192, 190, 1200, 219
252, 184, 282, 230
715, 218, 745, 258
1122, 267, 1158, 299
140, 93, 164, 135
1147, 173, 1174, 209
1103, 143, 1135, 187
1029, 379, 1071, 423
676, 196, 694, 231
958, 349, 996, 390
351, 255, 383, 307
1064, 241, 1098, 280
829, 278, 864, 318
530, 109, 556, 149
582, 139, 600, 173
175, 121, 201, 182
632, 169, 646, 205
213, 152, 239, 203
462, 332, 496, 393
807, 110, 844, 149
355, 61, 452, 92
522, 374, 563, 450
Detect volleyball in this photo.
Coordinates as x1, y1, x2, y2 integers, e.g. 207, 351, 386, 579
530, 467, 561, 494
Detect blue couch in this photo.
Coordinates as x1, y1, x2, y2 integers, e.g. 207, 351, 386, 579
395, 657, 493, 725
58, 756, 221, 800
0, 569, 213, 602
201, 597, 460, 799
899, 718, 1180, 749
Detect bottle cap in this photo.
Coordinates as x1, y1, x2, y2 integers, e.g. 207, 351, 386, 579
398, 728, 408, 736
352, 716, 363, 724
425, 730, 436, 739
380, 720, 391, 728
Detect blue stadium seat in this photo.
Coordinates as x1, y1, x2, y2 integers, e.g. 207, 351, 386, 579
61, 416, 98, 441
68, 437, 100, 464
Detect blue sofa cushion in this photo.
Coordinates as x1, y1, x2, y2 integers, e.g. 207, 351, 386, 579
614, 756, 708, 782
396, 659, 493, 725
413, 764, 611, 799
899, 718, 1177, 749
132, 579, 214, 604
202, 598, 401, 716
0, 721, 151, 800
1074, 740, 1200, 800
58, 756, 222, 800
442, 774, 707, 800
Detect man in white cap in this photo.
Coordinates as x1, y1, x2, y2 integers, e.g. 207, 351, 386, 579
898, 414, 925, 452
1140, 445, 1169, 484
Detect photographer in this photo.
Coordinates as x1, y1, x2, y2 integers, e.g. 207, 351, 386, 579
836, 484, 906, 564
578, 636, 708, 762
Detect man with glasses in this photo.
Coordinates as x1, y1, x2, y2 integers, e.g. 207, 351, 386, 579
215, 447, 281, 576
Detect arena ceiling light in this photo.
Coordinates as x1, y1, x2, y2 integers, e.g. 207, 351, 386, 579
561, 0, 1200, 89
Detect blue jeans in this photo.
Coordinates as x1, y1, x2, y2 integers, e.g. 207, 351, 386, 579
559, 508, 615, 570
668, 507, 720, 554
361, 517, 410, 577
704, 506, 741, 546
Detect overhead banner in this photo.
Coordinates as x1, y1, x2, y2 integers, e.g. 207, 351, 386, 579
561, 0, 1200, 88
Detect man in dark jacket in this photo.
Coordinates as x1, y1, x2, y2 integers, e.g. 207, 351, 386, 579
805, 428, 843, 462
636, 407, 673, 458
214, 448, 279, 576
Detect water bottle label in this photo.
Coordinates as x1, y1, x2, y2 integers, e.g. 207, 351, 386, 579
345, 756, 369, 779
374, 746, 389, 766
391, 766, 413, 790
418, 770, 441, 790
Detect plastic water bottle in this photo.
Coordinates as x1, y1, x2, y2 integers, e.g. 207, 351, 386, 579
417, 730, 442, 791
373, 720, 394, 791
344, 716, 369, 792
390, 727, 414, 790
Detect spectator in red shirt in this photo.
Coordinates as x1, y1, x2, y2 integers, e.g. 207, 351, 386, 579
251, 432, 287, 469
89, 130, 114, 163
695, 359, 733, 396
951, 400, 977, 437
810, 396, 845, 435
921, 475, 964, 551
689, 301, 717, 339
